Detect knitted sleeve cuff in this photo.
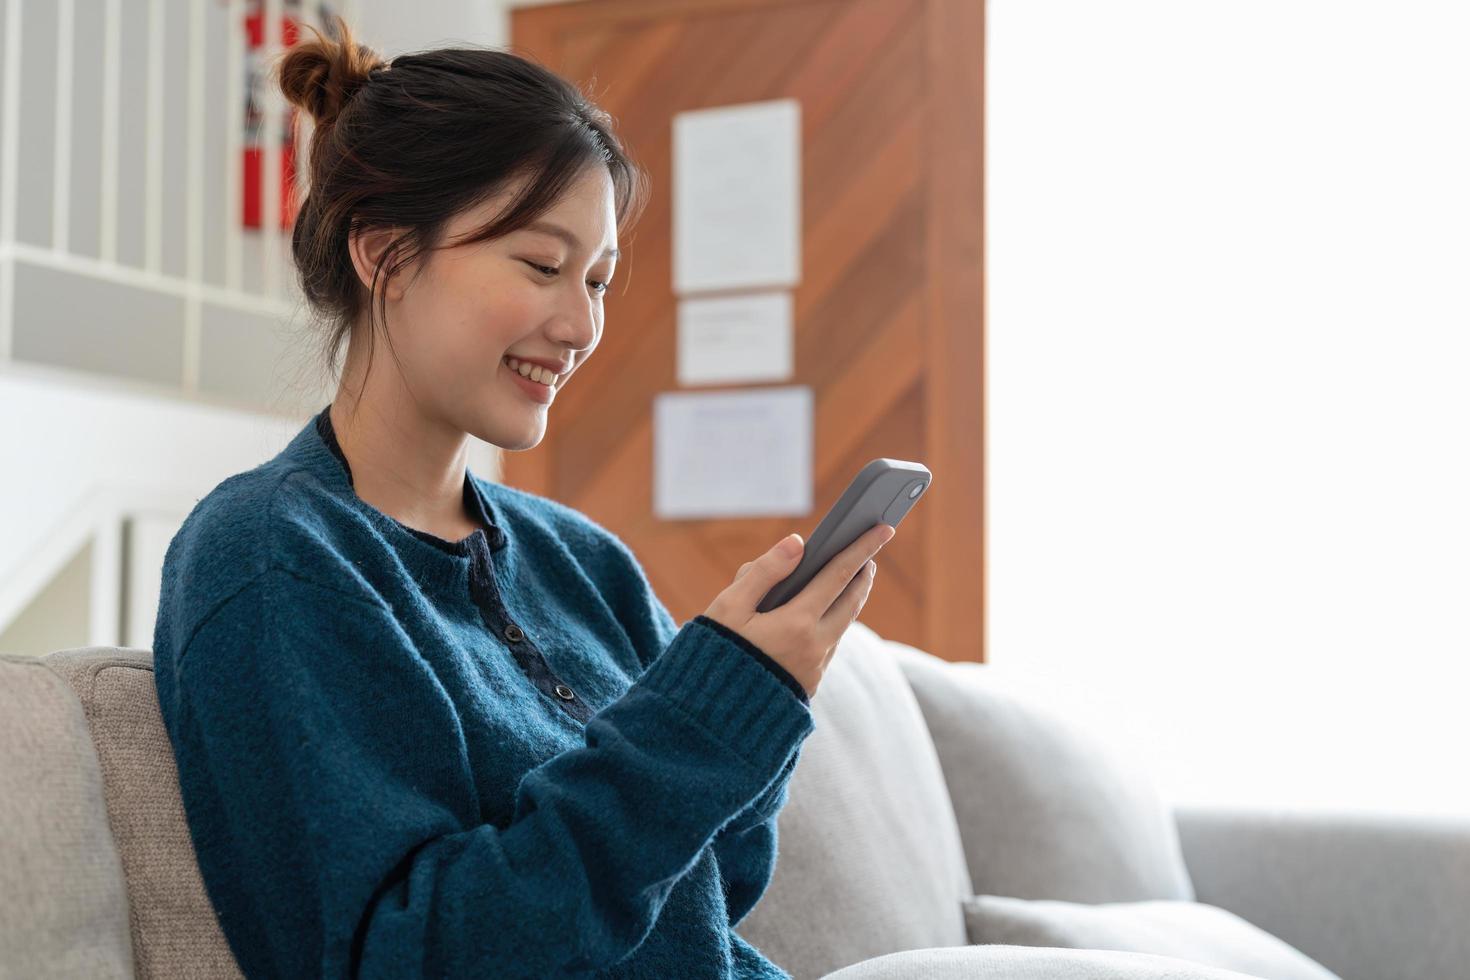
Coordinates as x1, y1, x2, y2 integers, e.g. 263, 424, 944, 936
692, 615, 810, 706
631, 616, 815, 773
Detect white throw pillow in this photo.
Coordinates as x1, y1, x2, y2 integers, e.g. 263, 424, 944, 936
963, 894, 1343, 980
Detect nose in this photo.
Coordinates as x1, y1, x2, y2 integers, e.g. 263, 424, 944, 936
552, 289, 600, 354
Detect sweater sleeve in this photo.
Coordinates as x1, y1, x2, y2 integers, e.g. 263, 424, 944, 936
587, 527, 812, 928
155, 565, 814, 979
713, 749, 803, 928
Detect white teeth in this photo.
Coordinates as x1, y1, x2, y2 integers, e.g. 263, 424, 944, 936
504, 356, 555, 387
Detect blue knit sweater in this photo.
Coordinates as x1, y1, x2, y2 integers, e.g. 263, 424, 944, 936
151, 405, 816, 979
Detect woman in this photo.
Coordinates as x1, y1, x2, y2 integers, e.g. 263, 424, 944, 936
152, 17, 893, 979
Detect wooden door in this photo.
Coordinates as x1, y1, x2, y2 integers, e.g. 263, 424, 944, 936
508, 0, 984, 663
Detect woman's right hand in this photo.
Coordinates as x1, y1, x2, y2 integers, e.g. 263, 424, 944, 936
701, 523, 895, 699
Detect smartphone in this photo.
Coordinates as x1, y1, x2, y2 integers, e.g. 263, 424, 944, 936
755, 458, 932, 613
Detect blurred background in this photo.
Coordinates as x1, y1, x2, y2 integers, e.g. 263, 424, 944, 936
1, 0, 1466, 820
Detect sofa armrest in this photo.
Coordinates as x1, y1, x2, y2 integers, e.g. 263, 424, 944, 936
1173, 803, 1470, 980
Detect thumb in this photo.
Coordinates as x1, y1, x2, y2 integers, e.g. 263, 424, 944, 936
774, 532, 804, 562
732, 533, 803, 607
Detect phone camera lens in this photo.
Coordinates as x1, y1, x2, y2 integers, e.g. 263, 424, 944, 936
909, 483, 924, 499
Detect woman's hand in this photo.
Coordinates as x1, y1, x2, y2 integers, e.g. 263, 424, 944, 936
702, 523, 895, 698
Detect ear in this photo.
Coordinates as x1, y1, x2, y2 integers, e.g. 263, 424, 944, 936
347, 224, 410, 305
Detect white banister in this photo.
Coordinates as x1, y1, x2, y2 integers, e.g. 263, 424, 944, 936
183, 0, 205, 392
292, 5, 320, 284
0, 480, 197, 645
6, 242, 289, 318
87, 509, 122, 648
143, 0, 164, 273
261, 0, 283, 300
50, 0, 73, 253
0, 0, 22, 359
3, 0, 291, 329
98, 0, 120, 263
225, 0, 244, 291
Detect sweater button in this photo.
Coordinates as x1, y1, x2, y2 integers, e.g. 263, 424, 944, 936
554, 684, 575, 701
504, 624, 524, 642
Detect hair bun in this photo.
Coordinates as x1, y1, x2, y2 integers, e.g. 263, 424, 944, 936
278, 16, 385, 128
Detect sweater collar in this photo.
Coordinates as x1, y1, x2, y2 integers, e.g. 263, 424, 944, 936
290, 406, 510, 588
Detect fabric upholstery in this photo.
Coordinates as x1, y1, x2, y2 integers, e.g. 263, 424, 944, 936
963, 895, 1342, 980
1176, 804, 1470, 980
43, 647, 243, 980
817, 944, 1273, 980
0, 652, 135, 980
8, 632, 1467, 980
887, 643, 1195, 904
735, 622, 974, 980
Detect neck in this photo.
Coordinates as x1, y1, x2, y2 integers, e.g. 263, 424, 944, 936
328, 385, 477, 539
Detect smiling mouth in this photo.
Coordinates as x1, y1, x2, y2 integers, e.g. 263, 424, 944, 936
503, 355, 560, 388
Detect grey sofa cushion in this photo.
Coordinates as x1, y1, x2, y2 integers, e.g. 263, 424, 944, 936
888, 644, 1195, 904
736, 622, 975, 980
964, 895, 1342, 980
43, 647, 243, 979
0, 653, 134, 979
1176, 804, 1470, 980
819, 944, 1275, 980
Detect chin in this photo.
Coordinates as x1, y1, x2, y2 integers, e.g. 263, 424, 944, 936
493, 421, 547, 454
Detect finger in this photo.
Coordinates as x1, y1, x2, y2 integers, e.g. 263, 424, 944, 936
818, 558, 876, 638
791, 523, 891, 622
725, 534, 804, 611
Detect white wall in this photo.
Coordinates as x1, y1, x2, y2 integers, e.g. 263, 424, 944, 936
354, 0, 576, 57
988, 0, 1470, 817
0, 367, 311, 653
354, 0, 503, 55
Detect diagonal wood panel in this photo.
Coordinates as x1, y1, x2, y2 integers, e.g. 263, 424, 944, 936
561, 5, 924, 506
510, 0, 985, 663
552, 7, 848, 502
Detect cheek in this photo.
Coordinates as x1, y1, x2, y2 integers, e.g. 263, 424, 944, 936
425, 272, 537, 364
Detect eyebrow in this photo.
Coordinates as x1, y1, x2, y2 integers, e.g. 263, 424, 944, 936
524, 220, 619, 260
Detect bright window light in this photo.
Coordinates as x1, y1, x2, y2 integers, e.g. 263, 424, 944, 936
987, 0, 1470, 817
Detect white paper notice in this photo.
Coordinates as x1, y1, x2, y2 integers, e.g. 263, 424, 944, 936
654, 386, 812, 520
672, 99, 801, 295
677, 291, 793, 386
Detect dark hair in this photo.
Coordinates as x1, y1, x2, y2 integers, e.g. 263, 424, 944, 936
276, 15, 649, 403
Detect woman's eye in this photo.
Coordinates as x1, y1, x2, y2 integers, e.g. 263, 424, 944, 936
524, 260, 610, 295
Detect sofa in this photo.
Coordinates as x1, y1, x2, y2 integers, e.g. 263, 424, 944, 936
2, 621, 1467, 979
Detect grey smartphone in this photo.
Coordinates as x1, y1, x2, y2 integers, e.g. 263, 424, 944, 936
755, 458, 932, 613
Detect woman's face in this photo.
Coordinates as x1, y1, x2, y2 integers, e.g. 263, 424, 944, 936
361, 166, 619, 452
